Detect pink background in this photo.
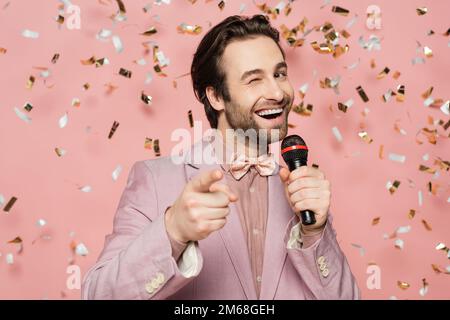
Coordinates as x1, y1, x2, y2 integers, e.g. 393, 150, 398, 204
0, 0, 449, 299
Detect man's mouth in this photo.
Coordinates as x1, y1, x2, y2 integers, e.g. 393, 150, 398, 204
254, 107, 284, 120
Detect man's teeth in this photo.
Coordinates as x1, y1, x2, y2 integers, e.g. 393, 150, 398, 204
256, 108, 283, 116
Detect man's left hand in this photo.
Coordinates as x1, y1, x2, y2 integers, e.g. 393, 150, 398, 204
279, 166, 331, 235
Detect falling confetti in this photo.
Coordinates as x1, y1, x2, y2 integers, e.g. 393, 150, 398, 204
112, 165, 123, 181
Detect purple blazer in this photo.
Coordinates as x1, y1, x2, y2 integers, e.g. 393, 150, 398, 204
82, 140, 360, 300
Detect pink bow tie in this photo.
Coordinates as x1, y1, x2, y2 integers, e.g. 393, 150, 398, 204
228, 153, 277, 180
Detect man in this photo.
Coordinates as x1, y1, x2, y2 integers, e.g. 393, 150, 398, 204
82, 14, 359, 300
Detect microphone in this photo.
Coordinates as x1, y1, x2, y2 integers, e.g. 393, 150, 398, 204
281, 135, 316, 226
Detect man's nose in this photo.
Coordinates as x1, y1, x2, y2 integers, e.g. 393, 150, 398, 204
263, 78, 284, 103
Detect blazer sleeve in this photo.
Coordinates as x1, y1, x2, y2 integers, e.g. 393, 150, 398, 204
285, 213, 360, 300
81, 161, 203, 300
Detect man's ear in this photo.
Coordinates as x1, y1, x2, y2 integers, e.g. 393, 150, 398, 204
205, 86, 225, 112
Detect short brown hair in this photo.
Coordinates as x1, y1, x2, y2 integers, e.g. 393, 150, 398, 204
191, 15, 285, 128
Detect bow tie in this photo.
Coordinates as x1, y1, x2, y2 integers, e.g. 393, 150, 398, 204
228, 153, 277, 180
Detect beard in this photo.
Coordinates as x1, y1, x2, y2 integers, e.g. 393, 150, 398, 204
223, 93, 292, 144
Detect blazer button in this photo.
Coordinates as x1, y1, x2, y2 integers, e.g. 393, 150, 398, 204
317, 256, 325, 265
151, 278, 160, 289
322, 268, 330, 278
156, 272, 165, 284
319, 262, 327, 271
145, 282, 155, 294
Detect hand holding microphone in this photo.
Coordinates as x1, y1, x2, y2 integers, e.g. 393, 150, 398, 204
280, 135, 331, 234
165, 169, 238, 243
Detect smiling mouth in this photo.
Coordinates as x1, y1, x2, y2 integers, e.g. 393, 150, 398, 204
254, 107, 284, 120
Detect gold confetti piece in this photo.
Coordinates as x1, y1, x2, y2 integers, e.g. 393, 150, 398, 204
177, 23, 202, 35
3, 196, 17, 212
397, 281, 410, 290
141, 91, 152, 105
419, 164, 436, 174
104, 82, 118, 94
376, 66, 390, 79
119, 68, 132, 78
292, 101, 313, 116
288, 123, 296, 128
51, 53, 60, 64
55, 147, 67, 157
356, 85, 369, 102
218, 0, 225, 10
394, 120, 407, 135
112, 165, 123, 181
421, 86, 433, 99
416, 7, 428, 16
387, 180, 401, 194
379, 145, 384, 159
153, 139, 161, 157
141, 26, 157, 36
421, 219, 432, 231
116, 0, 126, 15
56, 15, 64, 25
108, 121, 120, 139
144, 137, 153, 150
154, 64, 167, 77
83, 83, 90, 90
396, 85, 405, 102
81, 56, 96, 65
419, 278, 429, 296
423, 46, 433, 58
408, 209, 416, 219
370, 59, 376, 69
358, 131, 373, 144
311, 41, 333, 54
23, 102, 33, 112
372, 217, 380, 225
0, 47, 6, 54
26, 75, 35, 89
428, 181, 440, 195
188, 110, 194, 128
445, 28, 450, 36
7, 236, 22, 244
393, 71, 401, 79
332, 5, 349, 16
72, 98, 80, 108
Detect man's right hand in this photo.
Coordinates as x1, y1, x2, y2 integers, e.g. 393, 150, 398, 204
165, 169, 238, 243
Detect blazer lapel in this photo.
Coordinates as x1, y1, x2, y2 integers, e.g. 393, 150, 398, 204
259, 167, 292, 300
183, 140, 257, 300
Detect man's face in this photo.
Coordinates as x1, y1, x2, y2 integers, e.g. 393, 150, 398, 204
220, 35, 294, 142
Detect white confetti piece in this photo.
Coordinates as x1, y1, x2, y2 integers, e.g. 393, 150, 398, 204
358, 35, 381, 51
239, 3, 246, 13
14, 107, 32, 123
396, 226, 411, 234
424, 97, 434, 107
36, 219, 47, 227
145, 71, 153, 84
112, 165, 123, 181
412, 57, 425, 65
6, 253, 14, 264
419, 284, 429, 296
58, 112, 68, 128
351, 243, 365, 256
331, 126, 343, 142
96, 28, 112, 41
418, 190, 423, 206
22, 29, 39, 39
395, 238, 404, 249
155, 50, 170, 67
136, 58, 147, 66
298, 83, 309, 95
0, 194, 4, 206
75, 243, 89, 256
112, 35, 123, 53
440, 100, 449, 115
79, 185, 92, 193
388, 153, 406, 163
422, 153, 429, 161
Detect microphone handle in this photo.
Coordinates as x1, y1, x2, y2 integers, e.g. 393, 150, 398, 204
287, 159, 317, 226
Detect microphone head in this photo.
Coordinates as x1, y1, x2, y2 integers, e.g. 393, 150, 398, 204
281, 135, 308, 168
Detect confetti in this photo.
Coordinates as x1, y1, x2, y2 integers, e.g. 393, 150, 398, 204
177, 23, 202, 35
331, 126, 343, 142
351, 243, 365, 256
141, 91, 152, 105
3, 196, 17, 212
119, 68, 132, 78
358, 35, 381, 51
388, 153, 406, 164
22, 29, 39, 39
188, 110, 194, 128
394, 239, 404, 250
331, 5, 349, 16
356, 85, 369, 102
112, 165, 123, 181
36, 219, 47, 227
58, 113, 68, 128
14, 107, 32, 123
408, 209, 416, 219
397, 281, 410, 290
141, 26, 157, 36
419, 278, 429, 296
396, 85, 405, 102
416, 7, 428, 16
55, 147, 67, 157
108, 121, 120, 139
112, 35, 123, 53
26, 75, 35, 89
75, 243, 89, 256
372, 217, 381, 225
5, 253, 14, 265
386, 180, 401, 194
153, 139, 161, 157
144, 137, 153, 150
51, 53, 60, 64
421, 219, 432, 231
292, 101, 313, 116
358, 131, 373, 144
423, 46, 433, 58
79, 186, 92, 193
376, 67, 390, 79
